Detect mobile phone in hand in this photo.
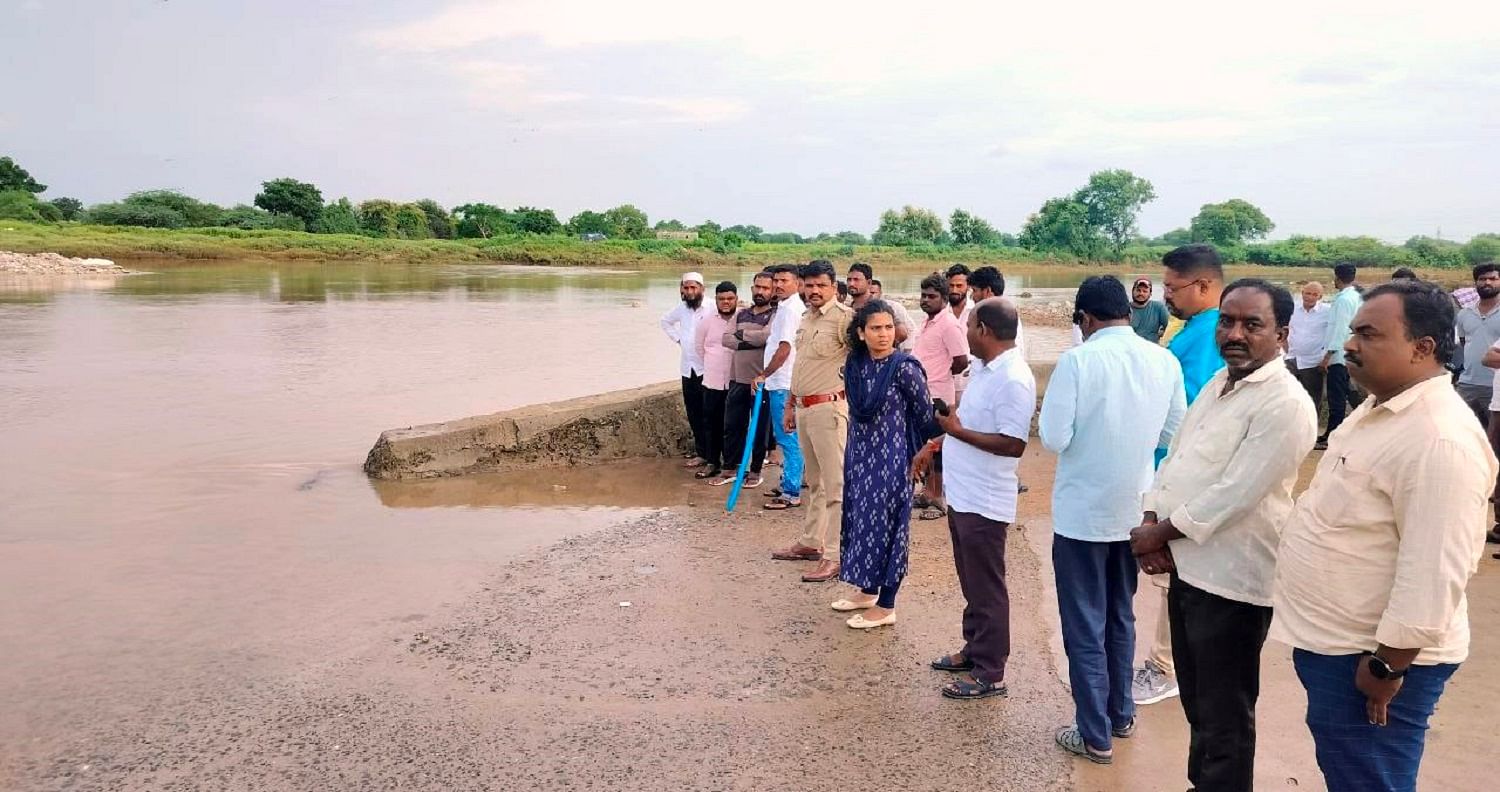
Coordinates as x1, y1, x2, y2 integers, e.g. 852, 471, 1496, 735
932, 398, 950, 417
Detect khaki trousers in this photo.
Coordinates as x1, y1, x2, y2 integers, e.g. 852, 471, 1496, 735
1148, 575, 1174, 674
796, 401, 847, 552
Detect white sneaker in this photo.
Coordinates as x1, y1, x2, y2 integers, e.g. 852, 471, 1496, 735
1131, 660, 1179, 705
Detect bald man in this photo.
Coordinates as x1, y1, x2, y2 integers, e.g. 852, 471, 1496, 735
1287, 282, 1330, 407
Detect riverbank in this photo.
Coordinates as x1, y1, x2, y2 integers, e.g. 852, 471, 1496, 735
0, 250, 134, 276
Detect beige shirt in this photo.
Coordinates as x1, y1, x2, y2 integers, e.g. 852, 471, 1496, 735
791, 301, 852, 397
1271, 374, 1499, 664
1144, 362, 1317, 606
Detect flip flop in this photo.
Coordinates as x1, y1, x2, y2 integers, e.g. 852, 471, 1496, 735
763, 487, 785, 498
743, 476, 763, 489
708, 475, 736, 487
764, 496, 801, 510
694, 468, 723, 480
918, 506, 945, 521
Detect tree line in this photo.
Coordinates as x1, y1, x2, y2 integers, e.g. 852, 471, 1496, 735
2, 155, 1495, 267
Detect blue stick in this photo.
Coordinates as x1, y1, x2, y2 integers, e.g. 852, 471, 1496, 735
725, 387, 765, 513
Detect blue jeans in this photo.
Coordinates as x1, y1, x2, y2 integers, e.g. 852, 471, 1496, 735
1293, 649, 1458, 792
766, 389, 802, 498
1052, 534, 1137, 752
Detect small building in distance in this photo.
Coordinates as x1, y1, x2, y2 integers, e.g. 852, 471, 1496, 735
654, 230, 699, 241
579, 233, 607, 242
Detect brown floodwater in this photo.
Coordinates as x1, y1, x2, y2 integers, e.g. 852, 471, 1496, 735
0, 258, 1368, 778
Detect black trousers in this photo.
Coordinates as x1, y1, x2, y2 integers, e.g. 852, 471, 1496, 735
681, 374, 709, 461
1168, 575, 1273, 792
723, 381, 770, 475
1324, 364, 1362, 437
948, 510, 1011, 685
701, 387, 728, 471
1290, 362, 1324, 408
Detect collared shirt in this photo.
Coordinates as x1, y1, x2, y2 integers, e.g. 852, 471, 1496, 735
723, 307, 773, 384
914, 309, 969, 403
695, 310, 736, 391
1129, 300, 1170, 343
1167, 308, 1226, 404
1271, 374, 1499, 664
763, 293, 803, 391
660, 302, 706, 377
1456, 301, 1500, 387
1287, 302, 1331, 369
944, 348, 1036, 524
791, 300, 852, 397
1040, 326, 1187, 542
1145, 363, 1317, 606
1322, 285, 1362, 366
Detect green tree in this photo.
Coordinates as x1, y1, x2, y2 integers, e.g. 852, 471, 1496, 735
1189, 199, 1274, 246
121, 190, 223, 226
873, 205, 944, 245
761, 231, 805, 244
413, 199, 455, 239
218, 205, 281, 229
394, 203, 431, 239
1074, 169, 1156, 257
253, 178, 323, 228
84, 201, 187, 228
0, 190, 53, 221
0, 156, 46, 194
604, 204, 650, 239
694, 220, 722, 234
1401, 236, 1463, 268
513, 206, 562, 234
1153, 227, 1193, 246
49, 196, 82, 220
567, 210, 612, 236
453, 203, 514, 238
358, 199, 401, 237
949, 208, 1000, 245
1464, 234, 1500, 264
653, 218, 687, 231
1019, 198, 1102, 258
724, 224, 764, 242
310, 198, 362, 234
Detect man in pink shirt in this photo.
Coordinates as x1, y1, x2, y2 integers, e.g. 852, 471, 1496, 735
693, 281, 740, 480
914, 271, 971, 519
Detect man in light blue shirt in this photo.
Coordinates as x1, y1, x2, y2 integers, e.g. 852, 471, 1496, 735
1041, 276, 1187, 765
1318, 262, 1364, 449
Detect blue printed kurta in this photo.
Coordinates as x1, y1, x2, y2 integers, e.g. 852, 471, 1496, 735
839, 354, 938, 590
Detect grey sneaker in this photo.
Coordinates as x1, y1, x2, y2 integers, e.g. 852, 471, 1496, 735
1054, 725, 1112, 764
1132, 660, 1179, 705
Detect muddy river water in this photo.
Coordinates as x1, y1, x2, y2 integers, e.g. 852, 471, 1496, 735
0, 259, 1355, 781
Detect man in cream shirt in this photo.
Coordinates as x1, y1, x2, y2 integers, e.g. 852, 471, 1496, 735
1272, 280, 1498, 792
1130, 279, 1317, 792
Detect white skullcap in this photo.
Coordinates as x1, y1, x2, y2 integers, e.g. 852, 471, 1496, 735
681, 272, 704, 285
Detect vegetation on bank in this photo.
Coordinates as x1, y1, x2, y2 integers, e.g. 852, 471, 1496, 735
2, 154, 1496, 269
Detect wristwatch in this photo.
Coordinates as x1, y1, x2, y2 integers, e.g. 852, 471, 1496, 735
1366, 653, 1408, 680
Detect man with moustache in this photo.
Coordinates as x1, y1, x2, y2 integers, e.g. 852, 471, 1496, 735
913, 272, 971, 520
756, 264, 805, 509
1134, 244, 1227, 708
692, 281, 741, 482
1273, 279, 1497, 792
1287, 282, 1331, 406
970, 266, 1028, 359
848, 262, 912, 346
1129, 277, 1170, 344
1455, 261, 1500, 426
1131, 279, 1318, 792
713, 272, 775, 488
660, 272, 710, 470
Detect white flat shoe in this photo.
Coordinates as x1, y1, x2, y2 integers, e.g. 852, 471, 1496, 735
846, 611, 897, 629
830, 598, 875, 612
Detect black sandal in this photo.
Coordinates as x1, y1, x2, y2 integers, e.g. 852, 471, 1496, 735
941, 676, 1007, 700
930, 653, 974, 672
694, 468, 722, 480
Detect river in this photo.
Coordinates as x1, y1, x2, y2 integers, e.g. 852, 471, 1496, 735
0, 258, 1352, 778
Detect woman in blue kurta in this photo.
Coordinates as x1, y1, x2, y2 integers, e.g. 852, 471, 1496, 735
832, 300, 942, 629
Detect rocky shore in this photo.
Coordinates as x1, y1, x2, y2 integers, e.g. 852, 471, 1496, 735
0, 250, 135, 276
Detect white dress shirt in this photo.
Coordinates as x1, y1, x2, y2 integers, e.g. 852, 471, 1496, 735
1287, 302, 1330, 369
1040, 326, 1187, 542
944, 347, 1036, 524
660, 302, 706, 377
1144, 363, 1318, 606
763, 293, 803, 391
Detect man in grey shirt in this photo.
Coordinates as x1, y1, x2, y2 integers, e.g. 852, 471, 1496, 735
1456, 262, 1500, 427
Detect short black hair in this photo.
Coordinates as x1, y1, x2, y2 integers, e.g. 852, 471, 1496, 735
848, 262, 874, 281
1362, 279, 1458, 362
974, 298, 1019, 341
1333, 262, 1357, 284
1075, 275, 1131, 321
1222, 277, 1294, 328
870, 278, 883, 289
1162, 244, 1224, 283
920, 272, 948, 295
1473, 262, 1500, 280
837, 280, 849, 298
946, 263, 971, 278
969, 265, 1005, 295
769, 263, 800, 278
752, 270, 774, 283
1391, 267, 1418, 280
715, 280, 737, 294
802, 260, 837, 285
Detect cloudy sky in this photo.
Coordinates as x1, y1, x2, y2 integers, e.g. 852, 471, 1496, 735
6, 0, 1498, 240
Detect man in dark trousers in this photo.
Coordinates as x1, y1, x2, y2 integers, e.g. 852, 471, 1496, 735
712, 272, 774, 488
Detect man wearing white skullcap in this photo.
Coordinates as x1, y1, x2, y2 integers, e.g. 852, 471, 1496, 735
662, 272, 710, 467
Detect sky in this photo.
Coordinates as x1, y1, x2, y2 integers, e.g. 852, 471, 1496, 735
5, 0, 1499, 241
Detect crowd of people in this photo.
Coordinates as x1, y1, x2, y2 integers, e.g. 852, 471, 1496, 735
659, 247, 1500, 792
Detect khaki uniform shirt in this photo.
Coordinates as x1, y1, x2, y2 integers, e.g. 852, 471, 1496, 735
791, 301, 852, 398
1143, 363, 1318, 607
1271, 374, 1499, 664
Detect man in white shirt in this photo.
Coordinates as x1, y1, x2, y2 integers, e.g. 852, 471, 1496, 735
1040, 275, 1186, 765
660, 272, 709, 467
911, 298, 1035, 701
1287, 281, 1330, 406
755, 264, 805, 509
1130, 279, 1317, 792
